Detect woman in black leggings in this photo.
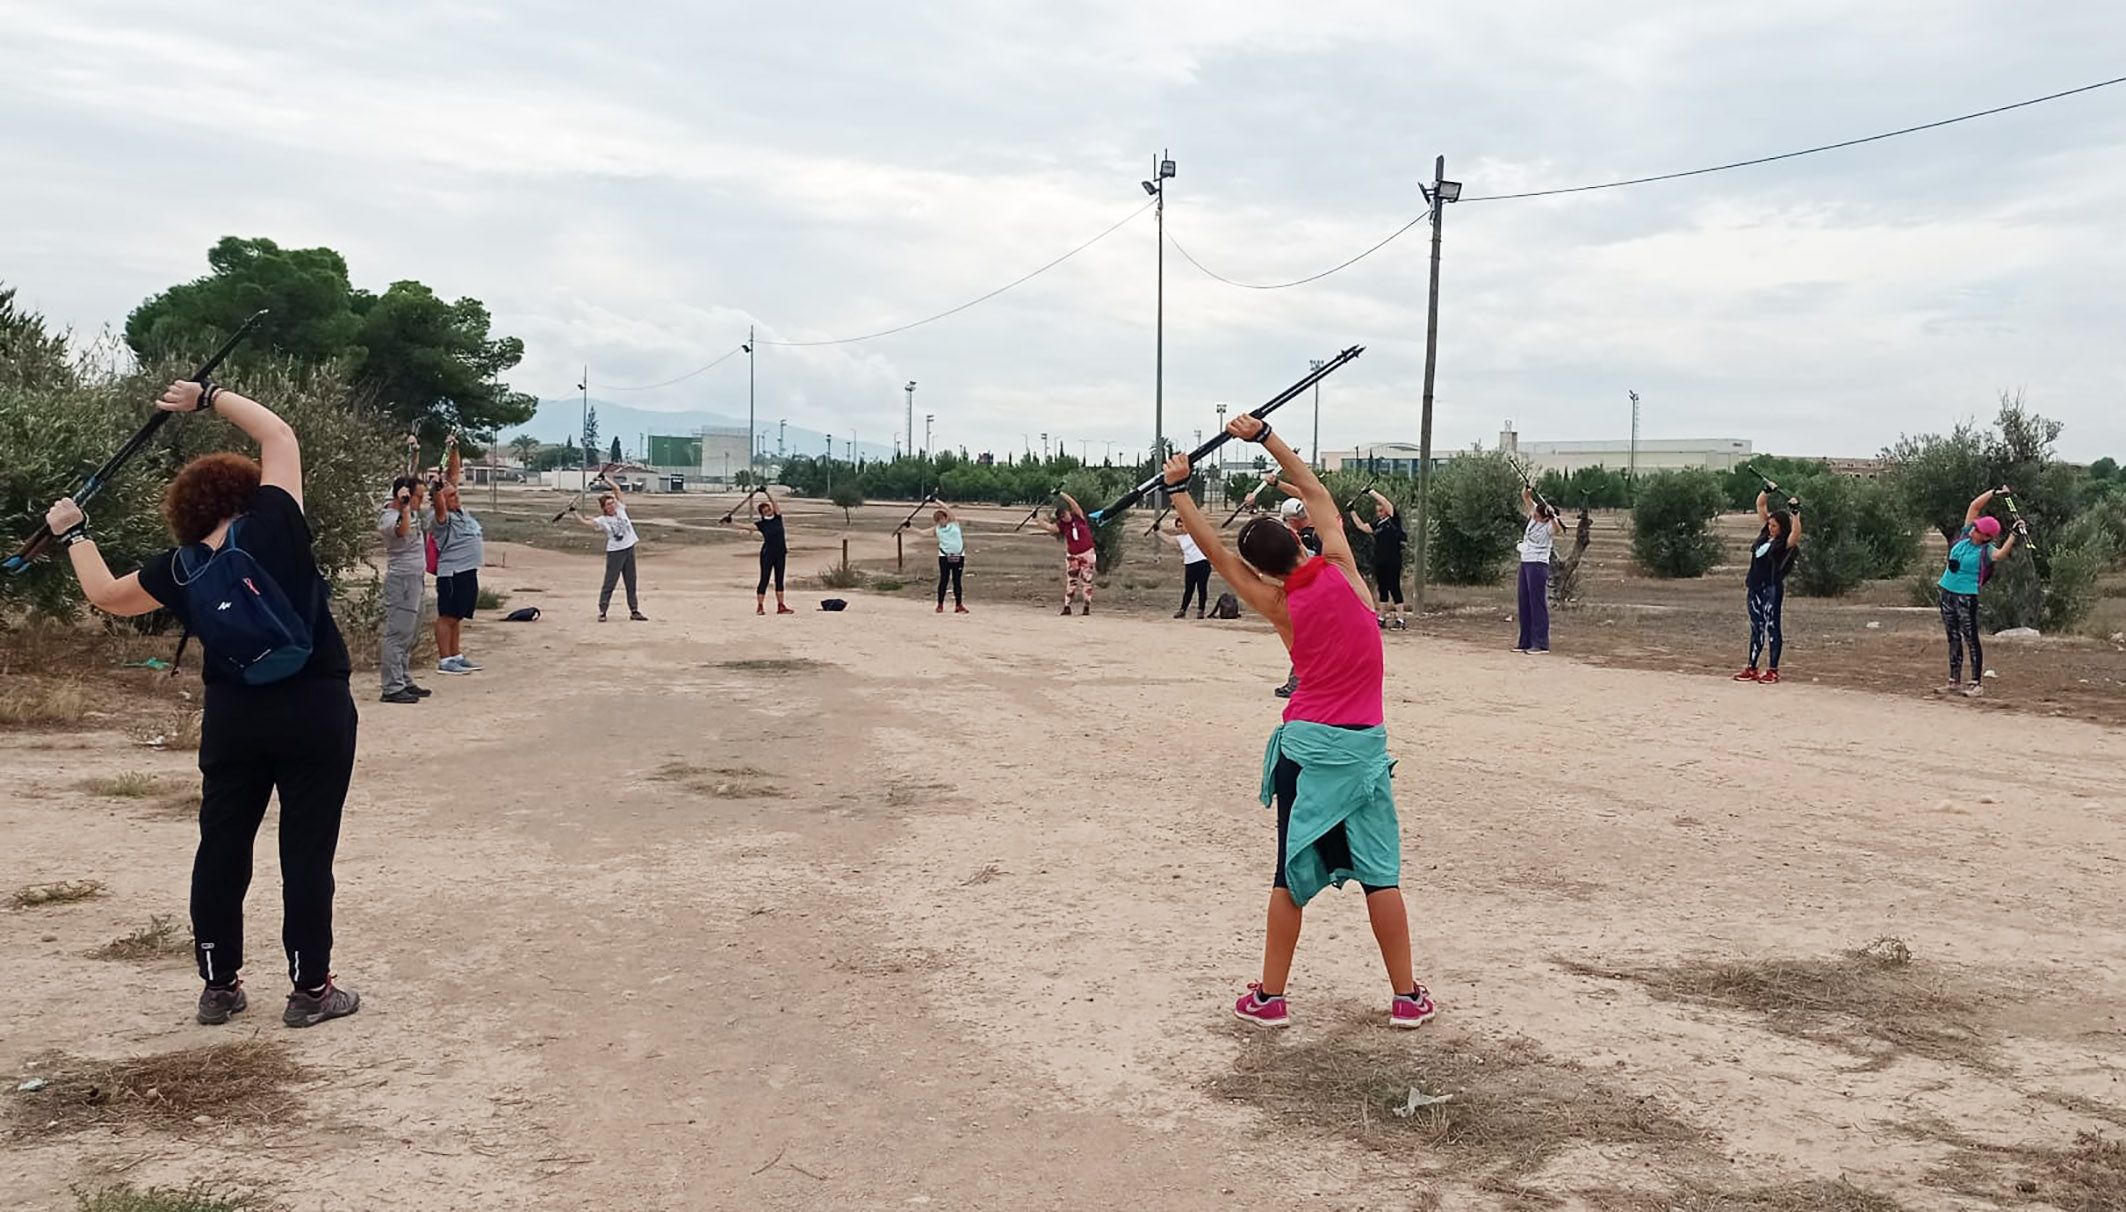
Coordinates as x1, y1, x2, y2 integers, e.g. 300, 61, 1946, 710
42, 378, 361, 1030
728, 494, 793, 615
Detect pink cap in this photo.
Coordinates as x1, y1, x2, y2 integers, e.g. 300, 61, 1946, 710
1973, 516, 2002, 539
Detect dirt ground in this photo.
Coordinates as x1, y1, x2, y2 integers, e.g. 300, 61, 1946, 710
4, 489, 2125, 1210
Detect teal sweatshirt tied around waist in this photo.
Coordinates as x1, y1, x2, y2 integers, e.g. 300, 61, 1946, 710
1259, 721, 1401, 907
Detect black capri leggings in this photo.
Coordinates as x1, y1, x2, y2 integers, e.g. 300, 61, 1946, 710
757, 549, 787, 595
1180, 560, 1211, 612
937, 555, 964, 605
1373, 559, 1405, 605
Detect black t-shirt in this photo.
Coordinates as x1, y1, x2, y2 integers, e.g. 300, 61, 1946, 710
755, 514, 787, 556
1745, 528, 1794, 592
1298, 526, 1323, 557
137, 485, 351, 685
1371, 514, 1406, 565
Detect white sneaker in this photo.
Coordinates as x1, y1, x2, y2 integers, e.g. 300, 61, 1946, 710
437, 657, 471, 675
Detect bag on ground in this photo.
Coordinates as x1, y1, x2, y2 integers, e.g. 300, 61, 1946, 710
1211, 592, 1241, 620
503, 606, 541, 622
819, 598, 848, 612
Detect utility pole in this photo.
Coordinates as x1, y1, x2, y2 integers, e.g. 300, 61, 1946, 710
1310, 358, 1326, 472
576, 365, 589, 476
905, 381, 916, 461
777, 419, 786, 460
1141, 151, 1176, 501
745, 327, 755, 481
825, 435, 833, 496
1412, 156, 1461, 614
1628, 390, 1640, 487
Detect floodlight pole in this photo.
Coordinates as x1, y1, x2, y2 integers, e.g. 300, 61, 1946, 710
1310, 359, 1325, 471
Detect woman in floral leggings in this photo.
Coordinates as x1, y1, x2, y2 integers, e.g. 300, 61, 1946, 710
1037, 491, 1098, 616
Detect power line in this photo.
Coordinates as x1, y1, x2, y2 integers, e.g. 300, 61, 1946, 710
1462, 72, 2126, 202
756, 198, 1154, 347
603, 344, 745, 392
1163, 210, 1431, 289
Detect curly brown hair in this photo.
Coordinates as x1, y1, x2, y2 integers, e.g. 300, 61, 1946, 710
162, 453, 261, 544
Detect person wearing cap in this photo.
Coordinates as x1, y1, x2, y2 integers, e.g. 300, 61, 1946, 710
1935, 487, 2024, 698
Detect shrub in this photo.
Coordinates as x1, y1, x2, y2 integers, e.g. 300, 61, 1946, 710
818, 563, 864, 589
1424, 453, 1520, 585
1785, 475, 1920, 597
869, 575, 905, 592
1982, 540, 2104, 633
2059, 493, 2126, 569
474, 586, 507, 611
1631, 470, 1728, 578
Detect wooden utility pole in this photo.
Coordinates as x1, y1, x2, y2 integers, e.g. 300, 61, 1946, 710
1411, 156, 1449, 613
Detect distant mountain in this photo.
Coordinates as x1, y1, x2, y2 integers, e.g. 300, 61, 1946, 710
502, 397, 897, 462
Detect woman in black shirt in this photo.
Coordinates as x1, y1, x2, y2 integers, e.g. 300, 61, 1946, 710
1735, 490, 1803, 685
43, 379, 361, 1029
726, 493, 794, 615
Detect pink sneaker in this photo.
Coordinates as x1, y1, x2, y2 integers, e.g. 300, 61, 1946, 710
1389, 985, 1438, 1029
1232, 982, 1290, 1029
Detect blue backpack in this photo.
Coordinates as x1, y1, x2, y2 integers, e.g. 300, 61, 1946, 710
172, 518, 315, 685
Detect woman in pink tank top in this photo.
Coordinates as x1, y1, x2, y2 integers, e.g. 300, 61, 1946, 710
1159, 416, 1436, 1032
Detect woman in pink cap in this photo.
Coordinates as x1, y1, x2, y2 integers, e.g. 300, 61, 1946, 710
1935, 486, 2025, 697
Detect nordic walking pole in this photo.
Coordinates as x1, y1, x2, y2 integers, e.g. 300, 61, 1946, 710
1341, 477, 1380, 515
1509, 457, 1556, 518
550, 461, 615, 523
1221, 473, 1278, 527
1998, 488, 2041, 556
5, 309, 269, 575
1143, 506, 1171, 536
893, 494, 939, 531
1091, 346, 1362, 523
1012, 483, 1066, 533
718, 483, 763, 525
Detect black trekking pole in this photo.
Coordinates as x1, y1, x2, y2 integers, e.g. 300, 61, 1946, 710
1220, 474, 1278, 527
893, 494, 939, 531
1012, 483, 1066, 533
1509, 457, 1557, 519
715, 483, 763, 525
551, 461, 616, 523
1143, 506, 1171, 536
1092, 346, 1362, 523
1744, 462, 1782, 493
1342, 478, 1380, 515
5, 310, 269, 575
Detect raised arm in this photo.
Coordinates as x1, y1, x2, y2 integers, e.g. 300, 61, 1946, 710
1755, 490, 1770, 525
1162, 450, 1289, 642
1965, 487, 2000, 527
445, 435, 462, 490
170, 381, 303, 508
1994, 520, 2023, 562
1347, 509, 1375, 535
1228, 415, 1350, 570
1786, 497, 1803, 547
1369, 488, 1395, 517
1059, 491, 1086, 521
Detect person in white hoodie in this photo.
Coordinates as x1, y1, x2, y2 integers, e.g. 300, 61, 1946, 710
575, 491, 648, 621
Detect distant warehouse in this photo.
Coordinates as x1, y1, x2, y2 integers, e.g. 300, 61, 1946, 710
1321, 431, 1753, 477
647, 426, 754, 486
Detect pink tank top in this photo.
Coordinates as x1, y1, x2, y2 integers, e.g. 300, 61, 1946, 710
1283, 557, 1385, 726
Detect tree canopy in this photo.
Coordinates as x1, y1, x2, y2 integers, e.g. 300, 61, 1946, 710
125, 237, 536, 448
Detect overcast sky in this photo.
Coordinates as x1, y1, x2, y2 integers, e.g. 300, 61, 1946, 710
3, 2, 2122, 462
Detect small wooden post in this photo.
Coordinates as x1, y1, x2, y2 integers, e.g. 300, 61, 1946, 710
896, 529, 904, 571
841, 537, 850, 571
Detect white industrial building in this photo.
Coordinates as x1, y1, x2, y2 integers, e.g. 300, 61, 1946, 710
1323, 425, 1752, 476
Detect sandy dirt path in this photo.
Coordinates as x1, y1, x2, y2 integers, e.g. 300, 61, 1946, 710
5, 539, 2123, 1210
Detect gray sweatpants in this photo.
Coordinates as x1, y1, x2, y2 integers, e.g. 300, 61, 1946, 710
380, 570, 423, 694
600, 546, 639, 615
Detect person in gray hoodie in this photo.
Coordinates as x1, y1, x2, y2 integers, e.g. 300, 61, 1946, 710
376, 475, 433, 703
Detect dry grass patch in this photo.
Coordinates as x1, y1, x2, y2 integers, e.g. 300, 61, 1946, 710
1556, 937, 1989, 1070
1209, 1020, 1701, 1184
652, 760, 784, 800
0, 679, 90, 728
80, 772, 165, 798
9, 879, 107, 908
1585, 1179, 1907, 1211
712, 658, 824, 674
72, 1182, 272, 1212
89, 915, 192, 962
1922, 1124, 2126, 1210
11, 1040, 312, 1135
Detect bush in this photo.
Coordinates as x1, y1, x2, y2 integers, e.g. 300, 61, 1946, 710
1785, 475, 1920, 597
474, 586, 508, 611
1422, 453, 1520, 585
1982, 541, 2104, 633
869, 575, 905, 592
1631, 470, 1728, 578
2059, 493, 2126, 569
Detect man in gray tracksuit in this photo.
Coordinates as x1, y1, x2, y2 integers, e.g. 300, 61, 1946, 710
377, 476, 432, 705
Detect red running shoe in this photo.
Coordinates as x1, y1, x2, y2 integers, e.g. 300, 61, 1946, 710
1731, 667, 1760, 682
1232, 982, 1290, 1029
1759, 669, 1782, 685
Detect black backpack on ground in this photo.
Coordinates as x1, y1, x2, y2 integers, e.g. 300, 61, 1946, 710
1210, 592, 1241, 620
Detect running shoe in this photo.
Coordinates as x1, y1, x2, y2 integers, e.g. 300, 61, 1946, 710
598, 612, 607, 622
454, 655, 483, 672
405, 684, 433, 698
1731, 667, 1760, 682
1079, 603, 1090, 616
1934, 682, 1963, 695
938, 603, 947, 613
283, 978, 361, 1028
1060, 605, 1073, 615
379, 688, 421, 705
197, 982, 247, 1026
758, 604, 767, 615
1232, 983, 1290, 1029
1389, 985, 1438, 1029
437, 658, 472, 676
1759, 670, 1782, 685
1961, 682, 1985, 698
776, 605, 796, 615
630, 612, 649, 622
954, 605, 969, 614
1175, 607, 1189, 619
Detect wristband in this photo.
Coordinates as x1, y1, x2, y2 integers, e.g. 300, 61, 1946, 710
60, 526, 92, 547
1251, 421, 1273, 443
197, 382, 223, 412
1162, 479, 1192, 494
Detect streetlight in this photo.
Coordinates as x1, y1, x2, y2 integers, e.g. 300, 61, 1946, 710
1140, 149, 1176, 499
1041, 432, 1049, 462
825, 434, 833, 496
905, 381, 917, 460
777, 418, 786, 460
576, 366, 589, 475
1410, 155, 1462, 615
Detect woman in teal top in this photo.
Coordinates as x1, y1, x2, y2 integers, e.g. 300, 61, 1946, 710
1936, 486, 2024, 698
907, 502, 968, 613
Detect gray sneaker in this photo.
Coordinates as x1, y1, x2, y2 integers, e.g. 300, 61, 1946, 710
197, 982, 247, 1025
283, 979, 361, 1028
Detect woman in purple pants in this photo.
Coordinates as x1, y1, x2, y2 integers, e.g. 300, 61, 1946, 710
1514, 487, 1562, 653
